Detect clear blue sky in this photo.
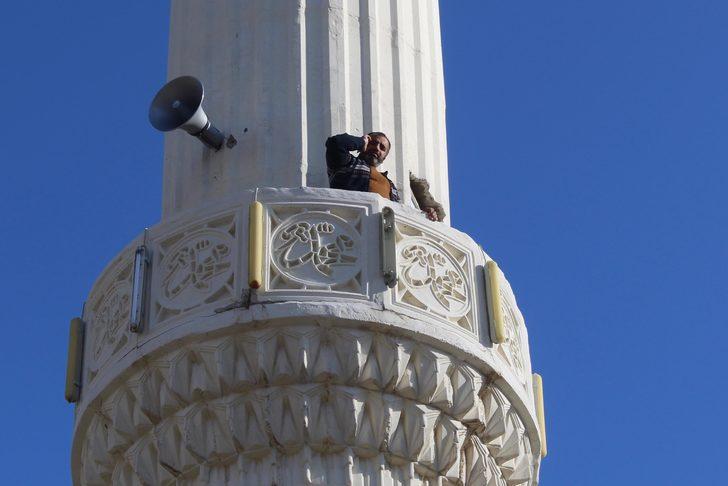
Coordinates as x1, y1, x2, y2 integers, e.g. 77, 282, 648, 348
1, 1, 726, 484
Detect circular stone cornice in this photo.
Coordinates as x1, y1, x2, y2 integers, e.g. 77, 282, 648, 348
72, 188, 542, 485
73, 321, 537, 485
74, 302, 538, 447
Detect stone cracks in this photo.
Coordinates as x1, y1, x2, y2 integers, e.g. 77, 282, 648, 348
78, 325, 536, 485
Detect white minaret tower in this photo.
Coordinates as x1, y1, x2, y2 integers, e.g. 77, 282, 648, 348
67, 1, 546, 484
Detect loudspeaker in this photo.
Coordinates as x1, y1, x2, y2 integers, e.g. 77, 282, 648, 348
149, 75, 224, 150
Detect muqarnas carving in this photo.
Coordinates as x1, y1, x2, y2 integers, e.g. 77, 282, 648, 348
394, 219, 476, 334
267, 204, 365, 294
77, 326, 536, 486
152, 213, 237, 325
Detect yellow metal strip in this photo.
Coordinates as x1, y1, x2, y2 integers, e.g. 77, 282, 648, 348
65, 317, 85, 403
381, 207, 398, 288
533, 373, 548, 457
486, 260, 506, 343
248, 201, 264, 289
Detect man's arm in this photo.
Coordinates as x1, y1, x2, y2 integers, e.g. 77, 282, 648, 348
409, 173, 445, 221
325, 133, 366, 170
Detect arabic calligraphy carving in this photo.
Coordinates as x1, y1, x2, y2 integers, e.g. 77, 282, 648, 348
92, 280, 131, 363
268, 206, 363, 292
399, 240, 469, 318
152, 214, 237, 324
393, 220, 475, 333
159, 231, 232, 308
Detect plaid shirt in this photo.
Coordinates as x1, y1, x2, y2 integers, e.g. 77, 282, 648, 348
325, 133, 400, 202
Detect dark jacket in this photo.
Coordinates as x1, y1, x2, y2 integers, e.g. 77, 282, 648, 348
325, 133, 400, 202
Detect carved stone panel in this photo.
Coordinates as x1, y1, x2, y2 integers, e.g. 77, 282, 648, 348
151, 213, 237, 326
75, 325, 538, 486
392, 219, 476, 334
86, 253, 134, 383
495, 277, 528, 385
266, 204, 366, 295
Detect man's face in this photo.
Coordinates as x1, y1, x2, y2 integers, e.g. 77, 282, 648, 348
362, 135, 390, 167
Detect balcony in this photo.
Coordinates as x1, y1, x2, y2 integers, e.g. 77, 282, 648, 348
72, 187, 541, 484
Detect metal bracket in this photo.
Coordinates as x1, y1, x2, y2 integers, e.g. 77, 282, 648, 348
381, 207, 397, 288
129, 245, 149, 333
65, 318, 85, 403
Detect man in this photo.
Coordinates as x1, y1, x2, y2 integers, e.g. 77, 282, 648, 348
325, 132, 400, 203
325, 132, 440, 221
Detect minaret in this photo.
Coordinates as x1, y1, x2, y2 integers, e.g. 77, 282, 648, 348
161, 0, 450, 221
68, 1, 546, 484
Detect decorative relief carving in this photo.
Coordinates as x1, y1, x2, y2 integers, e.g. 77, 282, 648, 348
86, 256, 134, 381
159, 232, 232, 308
463, 436, 508, 486
273, 217, 357, 284
267, 205, 365, 294
77, 326, 538, 486
499, 290, 525, 379
151, 214, 237, 325
92, 281, 131, 362
400, 239, 469, 317
393, 220, 476, 333
494, 277, 528, 385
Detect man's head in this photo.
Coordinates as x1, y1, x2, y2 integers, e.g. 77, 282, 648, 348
361, 131, 391, 167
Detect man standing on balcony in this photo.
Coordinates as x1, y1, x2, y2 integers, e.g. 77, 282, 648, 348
325, 132, 440, 221
325, 132, 400, 203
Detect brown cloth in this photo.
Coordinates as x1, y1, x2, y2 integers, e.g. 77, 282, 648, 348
369, 167, 392, 199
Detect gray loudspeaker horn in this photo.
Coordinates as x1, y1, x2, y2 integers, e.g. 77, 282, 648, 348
149, 75, 225, 150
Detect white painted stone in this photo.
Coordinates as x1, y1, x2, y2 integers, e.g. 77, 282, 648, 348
72, 1, 543, 484
72, 189, 542, 485
162, 0, 450, 221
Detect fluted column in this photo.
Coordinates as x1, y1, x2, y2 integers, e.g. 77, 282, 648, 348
162, 0, 449, 221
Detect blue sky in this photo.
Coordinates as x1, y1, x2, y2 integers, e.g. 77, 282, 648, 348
1, 1, 727, 484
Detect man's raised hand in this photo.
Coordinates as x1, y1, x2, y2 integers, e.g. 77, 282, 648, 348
361, 134, 371, 154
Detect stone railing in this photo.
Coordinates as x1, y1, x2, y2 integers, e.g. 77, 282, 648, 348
74, 187, 541, 485
81, 188, 532, 395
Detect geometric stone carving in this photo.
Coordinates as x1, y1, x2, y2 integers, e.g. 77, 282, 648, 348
267, 204, 365, 295
151, 213, 237, 325
463, 436, 508, 486
479, 387, 534, 485
393, 218, 476, 334
76, 325, 537, 485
